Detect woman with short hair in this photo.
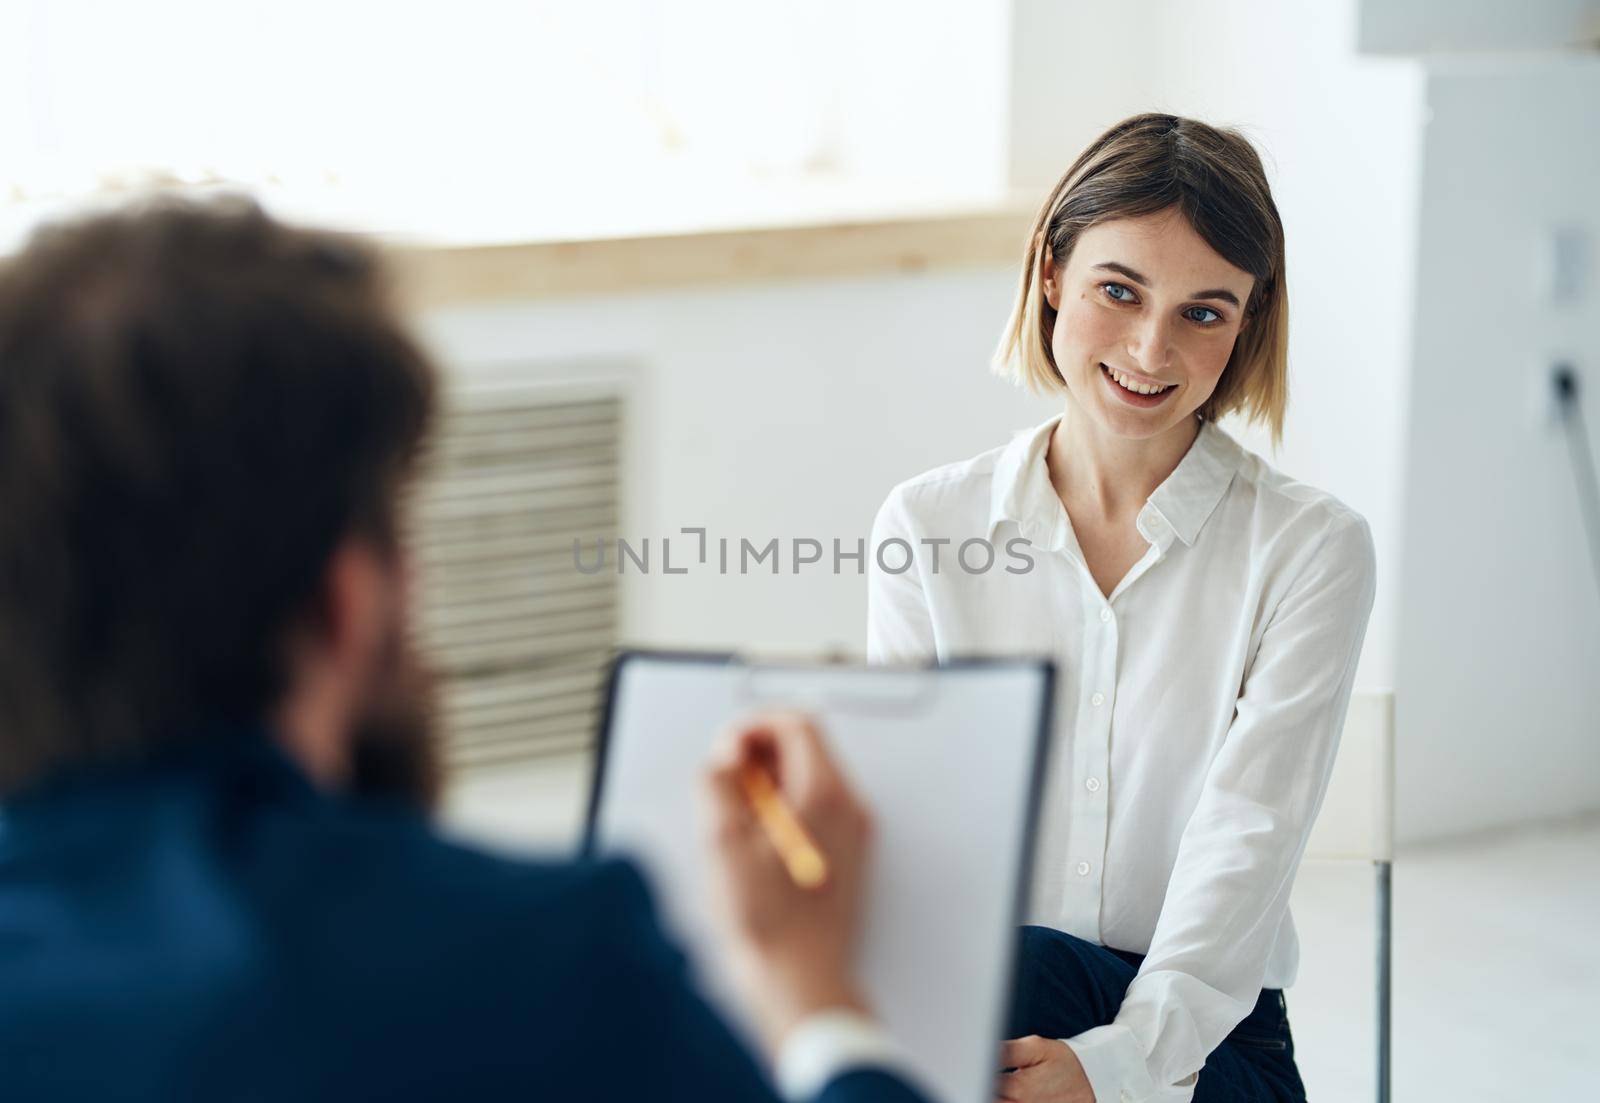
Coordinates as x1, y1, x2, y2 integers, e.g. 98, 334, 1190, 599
868, 114, 1376, 1103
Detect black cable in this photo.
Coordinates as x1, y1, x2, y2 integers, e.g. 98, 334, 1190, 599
1553, 364, 1600, 600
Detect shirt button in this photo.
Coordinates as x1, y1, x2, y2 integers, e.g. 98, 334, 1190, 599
1075, 861, 1091, 876
1099, 608, 1112, 623
1090, 692, 1105, 707
1085, 777, 1101, 792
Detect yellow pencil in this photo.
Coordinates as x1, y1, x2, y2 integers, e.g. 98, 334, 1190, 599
739, 763, 829, 889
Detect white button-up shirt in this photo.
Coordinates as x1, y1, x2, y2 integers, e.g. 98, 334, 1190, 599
867, 415, 1377, 1103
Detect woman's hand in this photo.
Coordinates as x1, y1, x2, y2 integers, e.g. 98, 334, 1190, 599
995, 1035, 1096, 1103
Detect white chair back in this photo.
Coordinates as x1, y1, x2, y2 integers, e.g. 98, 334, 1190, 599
1304, 691, 1395, 863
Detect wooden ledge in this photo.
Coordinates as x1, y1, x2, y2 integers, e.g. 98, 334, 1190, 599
390, 205, 1034, 309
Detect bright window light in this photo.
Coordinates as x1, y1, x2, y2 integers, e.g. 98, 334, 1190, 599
3, 0, 1009, 249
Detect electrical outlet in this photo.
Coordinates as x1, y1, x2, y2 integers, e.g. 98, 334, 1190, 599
1533, 359, 1581, 429
1543, 225, 1591, 307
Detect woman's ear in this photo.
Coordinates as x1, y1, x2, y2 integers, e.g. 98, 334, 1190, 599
1041, 246, 1061, 310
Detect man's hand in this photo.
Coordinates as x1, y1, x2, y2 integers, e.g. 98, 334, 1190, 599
995, 1036, 1096, 1103
701, 711, 875, 1051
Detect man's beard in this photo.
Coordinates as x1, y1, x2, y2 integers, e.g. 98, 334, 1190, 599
347, 626, 444, 813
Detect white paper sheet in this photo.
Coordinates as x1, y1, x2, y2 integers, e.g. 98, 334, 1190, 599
589, 653, 1054, 1103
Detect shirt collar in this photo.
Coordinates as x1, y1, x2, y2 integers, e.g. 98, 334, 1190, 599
1148, 420, 1240, 545
988, 415, 1239, 549
988, 417, 1063, 548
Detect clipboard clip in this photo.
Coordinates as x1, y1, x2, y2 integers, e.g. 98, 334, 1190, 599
733, 661, 939, 716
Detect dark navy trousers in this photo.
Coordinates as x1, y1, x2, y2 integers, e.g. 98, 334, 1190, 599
1007, 926, 1308, 1102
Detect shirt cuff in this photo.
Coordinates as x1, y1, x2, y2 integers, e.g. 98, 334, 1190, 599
1062, 1023, 1167, 1103
775, 1008, 909, 1102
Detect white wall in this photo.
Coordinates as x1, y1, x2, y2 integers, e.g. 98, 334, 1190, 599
420, 268, 1053, 658
1394, 59, 1600, 842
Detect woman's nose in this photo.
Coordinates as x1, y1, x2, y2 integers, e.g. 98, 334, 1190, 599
1126, 315, 1174, 373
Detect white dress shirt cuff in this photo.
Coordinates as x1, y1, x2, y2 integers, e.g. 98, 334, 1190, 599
775, 1008, 909, 1102
1062, 1023, 1175, 1103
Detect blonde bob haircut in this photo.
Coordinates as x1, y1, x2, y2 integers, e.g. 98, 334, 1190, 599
994, 113, 1290, 444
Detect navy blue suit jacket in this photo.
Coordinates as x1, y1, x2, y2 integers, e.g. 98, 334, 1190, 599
0, 731, 929, 1102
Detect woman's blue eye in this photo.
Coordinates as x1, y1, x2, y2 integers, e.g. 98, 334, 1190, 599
1103, 283, 1135, 302
1186, 306, 1222, 325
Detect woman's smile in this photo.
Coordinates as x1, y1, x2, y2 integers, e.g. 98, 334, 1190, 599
1100, 361, 1178, 408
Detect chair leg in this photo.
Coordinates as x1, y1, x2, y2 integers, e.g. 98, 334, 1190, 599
1376, 859, 1392, 1103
